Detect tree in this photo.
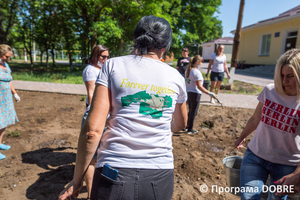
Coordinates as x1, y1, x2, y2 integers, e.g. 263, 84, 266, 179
171, 0, 223, 57
0, 0, 20, 44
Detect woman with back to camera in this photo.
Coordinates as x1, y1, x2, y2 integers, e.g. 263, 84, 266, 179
234, 49, 300, 200
81, 44, 109, 199
59, 15, 187, 200
185, 55, 217, 134
206, 45, 230, 104
0, 44, 21, 160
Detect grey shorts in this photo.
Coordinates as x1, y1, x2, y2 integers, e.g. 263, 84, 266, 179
91, 167, 174, 200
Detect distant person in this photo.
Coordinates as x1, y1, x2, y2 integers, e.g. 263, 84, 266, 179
234, 49, 300, 199
206, 45, 230, 104
81, 44, 109, 198
177, 47, 191, 76
0, 44, 21, 160
185, 55, 217, 134
58, 15, 187, 200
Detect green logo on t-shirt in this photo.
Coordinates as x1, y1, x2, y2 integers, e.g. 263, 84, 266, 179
121, 91, 172, 119
185, 78, 190, 84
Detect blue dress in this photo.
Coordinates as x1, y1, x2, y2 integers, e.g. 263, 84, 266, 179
0, 62, 18, 129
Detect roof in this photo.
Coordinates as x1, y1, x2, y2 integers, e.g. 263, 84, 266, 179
231, 5, 300, 33
201, 37, 233, 46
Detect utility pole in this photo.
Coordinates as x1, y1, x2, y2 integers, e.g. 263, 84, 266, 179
229, 0, 245, 85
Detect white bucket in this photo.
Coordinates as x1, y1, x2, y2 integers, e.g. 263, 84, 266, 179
222, 156, 243, 195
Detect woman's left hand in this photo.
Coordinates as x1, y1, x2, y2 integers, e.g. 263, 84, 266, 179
227, 73, 231, 79
58, 180, 82, 200
275, 173, 300, 195
13, 93, 21, 102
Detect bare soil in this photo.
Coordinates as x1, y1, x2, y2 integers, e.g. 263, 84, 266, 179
0, 90, 255, 200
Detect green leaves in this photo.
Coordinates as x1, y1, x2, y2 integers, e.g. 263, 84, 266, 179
2, 0, 223, 61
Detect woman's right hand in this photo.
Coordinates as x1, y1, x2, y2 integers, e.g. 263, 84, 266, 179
58, 180, 82, 200
208, 92, 217, 99
234, 138, 245, 149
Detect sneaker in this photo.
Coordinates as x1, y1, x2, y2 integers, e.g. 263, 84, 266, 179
210, 99, 215, 104
0, 152, 6, 160
187, 129, 198, 134
0, 143, 11, 150
182, 128, 188, 132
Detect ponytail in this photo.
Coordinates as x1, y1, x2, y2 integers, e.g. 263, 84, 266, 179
186, 55, 203, 78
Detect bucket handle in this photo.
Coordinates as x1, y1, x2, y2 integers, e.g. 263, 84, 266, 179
227, 146, 247, 156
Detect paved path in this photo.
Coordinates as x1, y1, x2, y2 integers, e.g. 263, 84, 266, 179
12, 64, 274, 109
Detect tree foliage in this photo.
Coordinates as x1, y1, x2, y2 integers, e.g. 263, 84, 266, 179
0, 0, 223, 66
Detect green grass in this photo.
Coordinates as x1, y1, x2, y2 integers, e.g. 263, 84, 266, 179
12, 71, 83, 84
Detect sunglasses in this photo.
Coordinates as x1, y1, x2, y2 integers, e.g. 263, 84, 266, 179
100, 55, 110, 59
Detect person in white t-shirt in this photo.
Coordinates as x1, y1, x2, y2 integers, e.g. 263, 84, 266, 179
59, 16, 187, 200
206, 45, 230, 104
83, 45, 109, 107
185, 55, 217, 134
234, 49, 300, 199
81, 44, 109, 199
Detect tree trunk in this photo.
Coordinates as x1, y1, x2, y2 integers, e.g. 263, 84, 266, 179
51, 44, 55, 68
119, 38, 123, 56
40, 51, 43, 64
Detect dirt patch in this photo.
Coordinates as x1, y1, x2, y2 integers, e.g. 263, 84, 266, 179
0, 91, 255, 200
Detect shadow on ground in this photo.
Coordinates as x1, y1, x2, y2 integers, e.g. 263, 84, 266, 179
22, 147, 88, 199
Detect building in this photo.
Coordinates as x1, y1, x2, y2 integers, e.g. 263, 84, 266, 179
201, 37, 233, 62
231, 5, 300, 65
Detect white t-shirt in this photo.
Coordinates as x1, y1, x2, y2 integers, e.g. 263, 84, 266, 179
185, 68, 203, 94
210, 53, 226, 72
82, 64, 101, 105
248, 84, 300, 166
95, 55, 187, 169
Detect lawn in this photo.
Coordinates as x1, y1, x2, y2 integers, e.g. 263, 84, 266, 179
9, 61, 263, 95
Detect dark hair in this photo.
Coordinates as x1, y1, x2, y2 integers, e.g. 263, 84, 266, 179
89, 45, 109, 66
133, 16, 172, 56
186, 55, 203, 78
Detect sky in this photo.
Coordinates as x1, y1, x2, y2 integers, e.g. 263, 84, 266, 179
216, 0, 300, 38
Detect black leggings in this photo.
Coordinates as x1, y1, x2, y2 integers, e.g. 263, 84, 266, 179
186, 92, 201, 130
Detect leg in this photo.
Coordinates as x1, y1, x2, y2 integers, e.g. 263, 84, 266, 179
215, 72, 224, 95
210, 81, 217, 102
267, 163, 297, 200
0, 128, 7, 159
215, 81, 222, 95
240, 149, 269, 200
0, 128, 6, 144
85, 159, 96, 198
0, 128, 10, 151
186, 92, 201, 131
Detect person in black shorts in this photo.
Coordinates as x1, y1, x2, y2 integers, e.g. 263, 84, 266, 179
176, 47, 191, 77
206, 45, 230, 103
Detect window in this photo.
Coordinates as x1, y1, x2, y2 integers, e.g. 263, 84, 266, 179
260, 34, 271, 56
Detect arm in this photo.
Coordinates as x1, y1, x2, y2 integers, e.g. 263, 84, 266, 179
234, 102, 263, 148
206, 59, 213, 76
196, 80, 210, 95
84, 81, 96, 105
59, 84, 111, 200
10, 82, 17, 94
196, 80, 217, 99
171, 102, 187, 132
224, 61, 230, 79
10, 82, 20, 102
275, 163, 300, 195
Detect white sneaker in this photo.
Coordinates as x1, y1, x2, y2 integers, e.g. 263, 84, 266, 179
210, 99, 215, 104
